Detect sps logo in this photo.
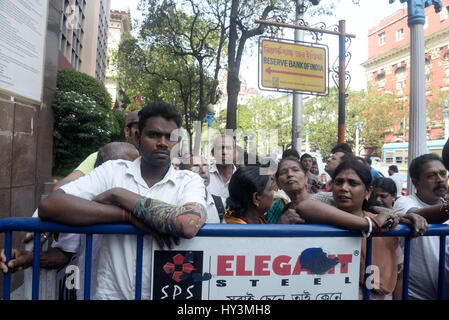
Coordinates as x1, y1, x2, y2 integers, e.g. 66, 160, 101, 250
153, 251, 211, 300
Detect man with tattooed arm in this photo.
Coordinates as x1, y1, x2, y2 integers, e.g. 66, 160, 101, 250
39, 101, 207, 300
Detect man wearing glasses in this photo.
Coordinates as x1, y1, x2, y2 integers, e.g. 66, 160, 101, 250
183, 155, 222, 223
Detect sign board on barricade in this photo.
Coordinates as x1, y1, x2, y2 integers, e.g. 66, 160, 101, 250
0, 0, 48, 102
151, 236, 361, 300
260, 38, 327, 94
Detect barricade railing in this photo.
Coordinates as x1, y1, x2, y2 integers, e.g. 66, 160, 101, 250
1, 217, 448, 300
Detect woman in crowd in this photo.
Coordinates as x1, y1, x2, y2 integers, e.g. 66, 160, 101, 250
223, 166, 275, 224
294, 160, 402, 299
369, 177, 398, 209
274, 157, 399, 232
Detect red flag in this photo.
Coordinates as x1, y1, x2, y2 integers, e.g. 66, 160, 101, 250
136, 90, 143, 105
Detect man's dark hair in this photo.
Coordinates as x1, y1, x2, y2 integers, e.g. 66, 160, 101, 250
331, 143, 353, 155
389, 165, 399, 173
282, 148, 300, 160
138, 101, 182, 133
300, 153, 312, 161
409, 153, 444, 180
366, 157, 372, 165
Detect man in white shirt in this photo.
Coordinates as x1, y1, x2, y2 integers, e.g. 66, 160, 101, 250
207, 134, 236, 205
183, 155, 222, 223
38, 101, 207, 300
393, 154, 449, 300
388, 165, 404, 197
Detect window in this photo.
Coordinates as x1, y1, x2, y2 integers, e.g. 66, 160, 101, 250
395, 79, 407, 92
396, 150, 404, 164
429, 148, 442, 157
378, 32, 386, 46
376, 73, 385, 81
385, 151, 394, 164
396, 28, 404, 41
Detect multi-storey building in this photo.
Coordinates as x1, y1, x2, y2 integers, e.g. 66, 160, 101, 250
58, 0, 111, 84
105, 9, 131, 106
361, 0, 449, 143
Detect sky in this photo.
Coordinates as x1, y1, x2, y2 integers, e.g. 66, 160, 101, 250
110, 0, 407, 91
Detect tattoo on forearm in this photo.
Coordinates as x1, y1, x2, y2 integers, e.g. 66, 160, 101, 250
133, 197, 207, 236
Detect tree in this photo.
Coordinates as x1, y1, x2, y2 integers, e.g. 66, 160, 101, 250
115, 32, 213, 153
303, 85, 407, 159
224, 0, 360, 129
229, 95, 292, 154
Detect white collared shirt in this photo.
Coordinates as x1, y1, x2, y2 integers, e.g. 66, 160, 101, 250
206, 192, 220, 223
60, 157, 207, 300
394, 194, 449, 300
207, 163, 236, 204
389, 172, 404, 197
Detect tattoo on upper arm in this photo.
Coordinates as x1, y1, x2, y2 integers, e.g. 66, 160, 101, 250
133, 197, 207, 236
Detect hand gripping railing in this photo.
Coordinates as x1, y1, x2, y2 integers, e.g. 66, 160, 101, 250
1, 218, 448, 300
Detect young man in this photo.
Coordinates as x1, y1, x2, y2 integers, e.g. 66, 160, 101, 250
388, 165, 404, 197
300, 153, 321, 193
322, 143, 354, 192
394, 154, 449, 300
38, 101, 207, 300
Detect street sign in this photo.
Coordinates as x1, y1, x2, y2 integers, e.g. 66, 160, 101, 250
260, 39, 327, 94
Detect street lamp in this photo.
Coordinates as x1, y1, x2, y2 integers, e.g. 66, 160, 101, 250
355, 115, 360, 156
443, 99, 449, 140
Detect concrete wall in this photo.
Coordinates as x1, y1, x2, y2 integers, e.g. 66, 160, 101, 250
0, 0, 61, 297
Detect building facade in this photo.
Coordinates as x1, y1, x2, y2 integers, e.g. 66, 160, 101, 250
58, 0, 111, 84
361, 0, 449, 143
105, 9, 131, 106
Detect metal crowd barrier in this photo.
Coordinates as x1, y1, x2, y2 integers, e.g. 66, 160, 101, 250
1, 217, 448, 300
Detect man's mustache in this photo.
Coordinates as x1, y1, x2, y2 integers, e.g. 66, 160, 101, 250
434, 183, 447, 191
152, 148, 170, 155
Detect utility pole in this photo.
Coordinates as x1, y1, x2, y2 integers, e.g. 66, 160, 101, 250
389, 0, 442, 195
291, 0, 304, 153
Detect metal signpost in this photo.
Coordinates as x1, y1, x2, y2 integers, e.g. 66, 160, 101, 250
256, 19, 355, 145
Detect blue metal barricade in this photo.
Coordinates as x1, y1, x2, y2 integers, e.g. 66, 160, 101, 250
1, 217, 448, 300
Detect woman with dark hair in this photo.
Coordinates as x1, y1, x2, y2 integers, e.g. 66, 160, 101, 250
224, 166, 275, 224
308, 160, 401, 299
369, 177, 398, 209
275, 158, 399, 232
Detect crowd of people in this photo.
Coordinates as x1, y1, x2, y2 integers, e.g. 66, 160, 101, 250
1, 100, 449, 300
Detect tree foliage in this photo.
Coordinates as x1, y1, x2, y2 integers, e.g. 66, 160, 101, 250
52, 70, 122, 175
235, 95, 292, 153
303, 85, 406, 159
56, 70, 113, 109
52, 91, 117, 175
117, 1, 228, 152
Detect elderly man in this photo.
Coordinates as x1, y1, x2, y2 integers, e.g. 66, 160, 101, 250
394, 153, 449, 300
38, 101, 207, 300
183, 155, 222, 222
208, 134, 237, 205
